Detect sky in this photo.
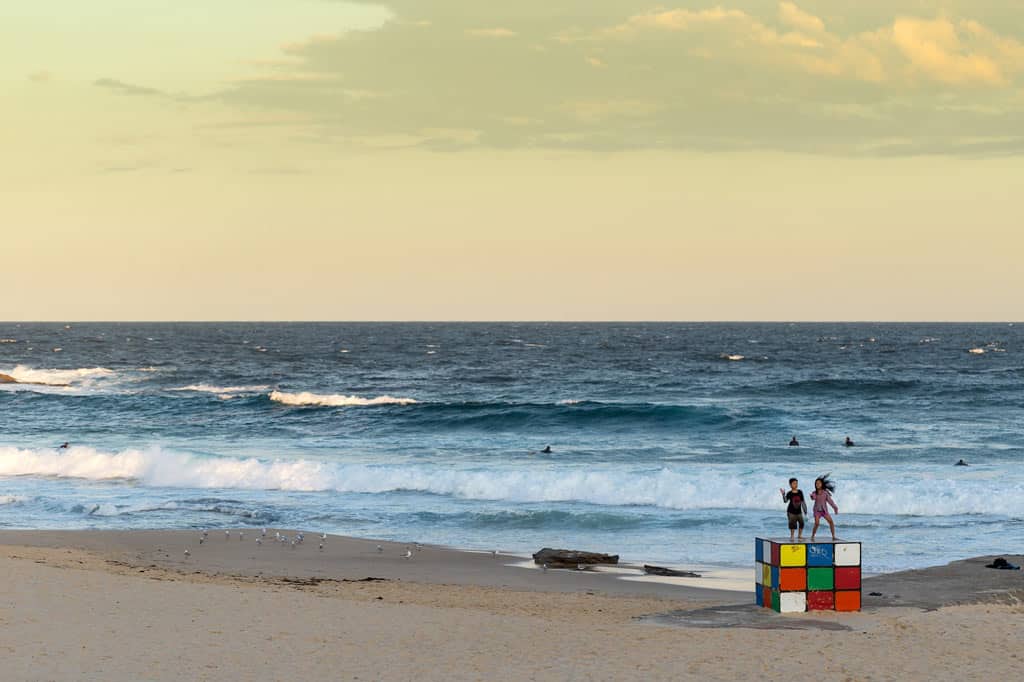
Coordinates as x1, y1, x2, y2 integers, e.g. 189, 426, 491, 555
3, 0, 1023, 320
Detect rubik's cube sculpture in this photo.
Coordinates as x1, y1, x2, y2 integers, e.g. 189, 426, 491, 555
755, 537, 861, 612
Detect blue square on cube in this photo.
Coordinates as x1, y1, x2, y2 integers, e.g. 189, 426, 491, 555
770, 565, 779, 588
806, 543, 834, 566
755, 586, 763, 606
755, 538, 764, 562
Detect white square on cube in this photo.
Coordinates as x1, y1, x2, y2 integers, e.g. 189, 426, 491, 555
834, 543, 860, 566
780, 592, 806, 613
762, 539, 772, 560
755, 561, 763, 585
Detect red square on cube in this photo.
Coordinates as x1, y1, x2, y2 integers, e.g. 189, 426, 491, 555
835, 566, 861, 590
762, 585, 772, 608
807, 590, 834, 611
770, 543, 780, 566
779, 567, 806, 591
835, 591, 861, 612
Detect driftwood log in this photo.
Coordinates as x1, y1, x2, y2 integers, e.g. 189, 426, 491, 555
643, 565, 701, 578
532, 548, 619, 569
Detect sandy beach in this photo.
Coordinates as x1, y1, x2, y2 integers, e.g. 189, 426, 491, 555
1, 530, 1020, 681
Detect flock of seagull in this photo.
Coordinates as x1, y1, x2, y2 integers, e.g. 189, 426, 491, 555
183, 528, 431, 561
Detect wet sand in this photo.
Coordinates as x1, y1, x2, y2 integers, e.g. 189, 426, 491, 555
1, 529, 1021, 681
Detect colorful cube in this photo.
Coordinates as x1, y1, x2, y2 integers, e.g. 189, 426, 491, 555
755, 537, 861, 613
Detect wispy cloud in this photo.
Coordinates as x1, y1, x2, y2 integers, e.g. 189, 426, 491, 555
94, 78, 167, 97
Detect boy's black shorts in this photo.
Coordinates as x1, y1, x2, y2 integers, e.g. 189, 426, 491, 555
787, 512, 805, 530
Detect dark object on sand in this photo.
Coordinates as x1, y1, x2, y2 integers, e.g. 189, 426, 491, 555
532, 548, 619, 568
643, 565, 701, 578
985, 557, 1021, 570
868, 592, 883, 596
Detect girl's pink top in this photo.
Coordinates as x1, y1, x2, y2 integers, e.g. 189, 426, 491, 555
811, 489, 839, 514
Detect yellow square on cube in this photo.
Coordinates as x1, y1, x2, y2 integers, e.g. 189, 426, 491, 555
780, 544, 806, 567
762, 563, 771, 585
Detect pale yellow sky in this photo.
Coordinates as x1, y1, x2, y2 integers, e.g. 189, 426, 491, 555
3, 1, 1023, 320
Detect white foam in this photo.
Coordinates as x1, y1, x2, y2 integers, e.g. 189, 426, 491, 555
269, 390, 418, 407
1, 446, 1022, 517
174, 384, 270, 394
0, 365, 114, 386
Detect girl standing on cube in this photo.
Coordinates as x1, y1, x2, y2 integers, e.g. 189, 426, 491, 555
810, 473, 839, 541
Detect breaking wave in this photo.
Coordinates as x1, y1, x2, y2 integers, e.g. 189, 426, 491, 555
269, 390, 419, 407
1, 445, 1020, 517
0, 365, 115, 387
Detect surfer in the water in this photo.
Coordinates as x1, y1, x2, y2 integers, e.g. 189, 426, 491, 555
58, 442, 70, 450
789, 436, 799, 446
844, 436, 855, 447
541, 445, 552, 454
955, 459, 969, 466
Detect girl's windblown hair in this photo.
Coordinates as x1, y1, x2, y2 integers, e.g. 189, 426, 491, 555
816, 473, 836, 493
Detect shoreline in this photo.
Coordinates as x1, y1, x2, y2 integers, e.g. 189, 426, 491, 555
2, 529, 1021, 680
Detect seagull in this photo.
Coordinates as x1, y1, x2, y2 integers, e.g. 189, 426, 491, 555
376, 544, 383, 553
275, 532, 281, 542
239, 531, 244, 541
199, 535, 205, 545
256, 538, 262, 546
415, 542, 423, 552
261, 528, 267, 537
542, 563, 548, 572
577, 564, 585, 571
184, 548, 190, 558
290, 539, 296, 549
321, 533, 327, 541
318, 542, 324, 551
225, 530, 230, 540
402, 548, 412, 559
296, 533, 304, 544
491, 550, 498, 558
202, 529, 209, 538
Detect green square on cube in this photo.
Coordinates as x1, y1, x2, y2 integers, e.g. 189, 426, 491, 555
807, 566, 834, 591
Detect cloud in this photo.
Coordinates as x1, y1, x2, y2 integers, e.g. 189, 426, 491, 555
195, 1, 1024, 156
779, 2, 825, 34
465, 27, 517, 38
94, 78, 167, 97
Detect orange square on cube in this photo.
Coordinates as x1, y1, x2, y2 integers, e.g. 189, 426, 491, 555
779, 567, 806, 591
835, 591, 861, 612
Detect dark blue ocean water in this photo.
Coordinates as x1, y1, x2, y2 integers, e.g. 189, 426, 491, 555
1, 323, 1021, 571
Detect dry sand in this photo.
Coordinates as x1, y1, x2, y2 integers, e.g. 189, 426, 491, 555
0, 529, 1021, 681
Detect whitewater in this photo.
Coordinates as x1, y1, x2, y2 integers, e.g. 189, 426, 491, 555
1, 322, 1021, 571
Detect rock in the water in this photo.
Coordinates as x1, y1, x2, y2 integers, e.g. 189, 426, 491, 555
643, 565, 701, 578
0, 373, 17, 384
532, 548, 619, 568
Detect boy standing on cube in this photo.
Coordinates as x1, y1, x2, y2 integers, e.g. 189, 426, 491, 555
779, 478, 807, 541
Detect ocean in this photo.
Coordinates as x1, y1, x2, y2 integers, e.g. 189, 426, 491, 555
1, 322, 1021, 572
